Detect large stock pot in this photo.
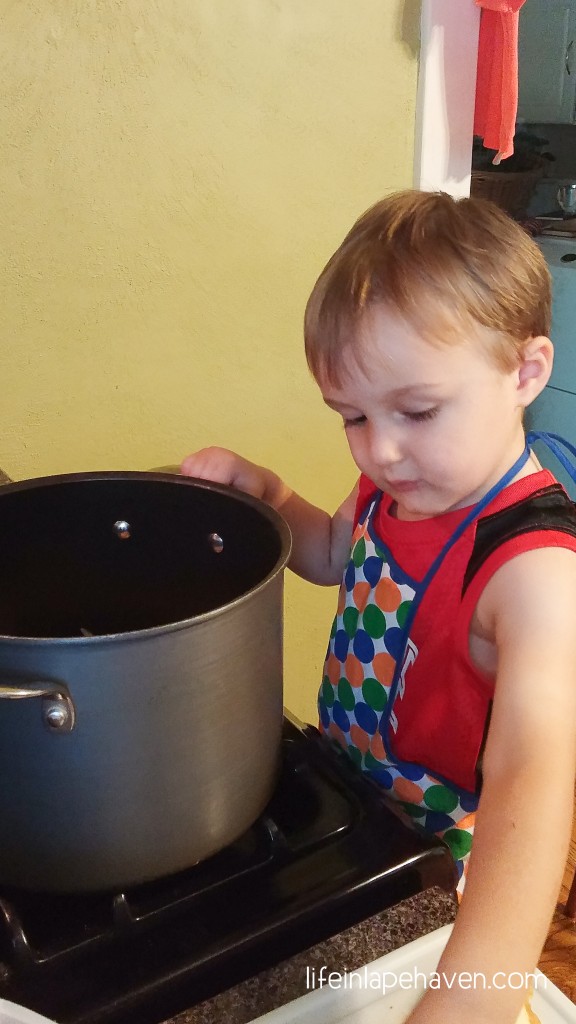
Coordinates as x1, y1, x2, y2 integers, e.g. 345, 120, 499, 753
0, 471, 290, 892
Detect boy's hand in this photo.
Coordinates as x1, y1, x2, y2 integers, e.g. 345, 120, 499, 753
180, 447, 291, 510
181, 447, 356, 585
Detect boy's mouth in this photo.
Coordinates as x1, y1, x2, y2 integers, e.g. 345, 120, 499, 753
386, 478, 420, 493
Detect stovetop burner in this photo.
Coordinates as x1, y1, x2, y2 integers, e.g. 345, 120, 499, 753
0, 715, 457, 1024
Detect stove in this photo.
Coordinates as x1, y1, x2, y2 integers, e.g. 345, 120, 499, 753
0, 713, 457, 1024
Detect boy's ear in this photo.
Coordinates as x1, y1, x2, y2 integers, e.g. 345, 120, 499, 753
516, 336, 554, 406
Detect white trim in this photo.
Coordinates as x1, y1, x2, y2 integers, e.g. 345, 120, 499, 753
414, 0, 481, 197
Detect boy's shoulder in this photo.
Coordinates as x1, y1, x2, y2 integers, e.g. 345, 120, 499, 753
465, 473, 576, 594
469, 476, 576, 680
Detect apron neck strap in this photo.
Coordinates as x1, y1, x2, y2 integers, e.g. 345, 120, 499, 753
526, 430, 576, 486
419, 443, 531, 590
385, 442, 533, 726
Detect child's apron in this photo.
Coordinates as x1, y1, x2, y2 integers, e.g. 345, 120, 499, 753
319, 432, 576, 895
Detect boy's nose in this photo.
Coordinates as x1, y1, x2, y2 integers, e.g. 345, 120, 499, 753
368, 425, 403, 466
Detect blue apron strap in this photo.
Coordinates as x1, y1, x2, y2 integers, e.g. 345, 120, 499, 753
383, 442, 532, 752
526, 430, 576, 486
381, 446, 532, 761
391, 443, 531, 659
418, 443, 532, 591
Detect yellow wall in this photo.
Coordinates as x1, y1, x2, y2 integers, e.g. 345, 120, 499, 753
0, 1, 419, 721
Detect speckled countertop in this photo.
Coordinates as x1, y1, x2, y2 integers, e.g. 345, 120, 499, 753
163, 887, 457, 1024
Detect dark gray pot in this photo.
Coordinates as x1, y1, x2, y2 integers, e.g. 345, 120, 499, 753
0, 472, 290, 892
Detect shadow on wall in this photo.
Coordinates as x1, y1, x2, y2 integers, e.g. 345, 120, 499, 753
398, 0, 422, 58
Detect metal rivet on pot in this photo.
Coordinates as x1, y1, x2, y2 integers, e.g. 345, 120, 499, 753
209, 532, 224, 554
113, 520, 131, 540
41, 695, 76, 733
44, 705, 68, 728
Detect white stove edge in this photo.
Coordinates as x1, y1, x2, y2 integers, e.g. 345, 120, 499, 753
0, 1001, 58, 1024
249, 924, 576, 1024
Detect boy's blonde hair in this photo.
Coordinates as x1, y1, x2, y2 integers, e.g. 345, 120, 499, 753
304, 190, 551, 384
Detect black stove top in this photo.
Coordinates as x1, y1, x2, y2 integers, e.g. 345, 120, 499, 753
0, 715, 457, 1024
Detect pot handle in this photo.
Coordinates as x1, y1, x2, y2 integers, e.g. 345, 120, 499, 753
0, 682, 76, 733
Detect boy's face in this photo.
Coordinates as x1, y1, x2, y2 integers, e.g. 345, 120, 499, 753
319, 306, 538, 521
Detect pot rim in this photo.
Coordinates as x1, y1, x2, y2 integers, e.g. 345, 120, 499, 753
0, 470, 292, 645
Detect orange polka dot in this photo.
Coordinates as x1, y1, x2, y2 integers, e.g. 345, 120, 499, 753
370, 731, 386, 760
456, 812, 476, 832
337, 586, 347, 615
350, 724, 371, 754
375, 577, 402, 612
345, 654, 365, 688
393, 776, 425, 804
353, 581, 371, 612
372, 651, 396, 686
328, 721, 348, 751
325, 653, 341, 686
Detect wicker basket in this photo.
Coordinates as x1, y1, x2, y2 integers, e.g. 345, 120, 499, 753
470, 167, 543, 218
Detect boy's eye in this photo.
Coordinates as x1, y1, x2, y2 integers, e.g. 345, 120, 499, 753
343, 414, 367, 428
404, 407, 439, 423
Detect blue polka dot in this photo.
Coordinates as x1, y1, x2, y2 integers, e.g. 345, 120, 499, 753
398, 762, 426, 782
353, 629, 375, 664
389, 561, 409, 585
384, 626, 405, 660
332, 700, 350, 733
460, 790, 479, 813
344, 561, 356, 592
368, 768, 394, 789
454, 859, 464, 880
318, 700, 331, 730
334, 629, 350, 662
354, 702, 378, 734
363, 556, 383, 586
424, 810, 455, 833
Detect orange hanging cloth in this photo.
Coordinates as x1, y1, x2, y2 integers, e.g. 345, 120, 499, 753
473, 0, 527, 163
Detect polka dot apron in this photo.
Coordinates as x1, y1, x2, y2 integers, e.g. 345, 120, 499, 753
319, 433, 576, 896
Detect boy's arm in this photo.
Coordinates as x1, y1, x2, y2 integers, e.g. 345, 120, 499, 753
406, 545, 576, 1024
180, 447, 357, 585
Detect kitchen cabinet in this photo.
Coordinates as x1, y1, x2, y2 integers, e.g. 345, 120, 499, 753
526, 237, 576, 497
518, 0, 576, 123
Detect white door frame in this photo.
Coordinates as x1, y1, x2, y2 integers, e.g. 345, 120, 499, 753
414, 0, 480, 197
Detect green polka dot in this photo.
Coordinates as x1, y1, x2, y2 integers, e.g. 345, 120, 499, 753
337, 677, 356, 711
321, 677, 335, 707
362, 678, 387, 711
343, 606, 359, 638
441, 828, 473, 860
424, 785, 459, 814
396, 600, 412, 628
347, 745, 363, 769
364, 751, 384, 771
400, 802, 426, 819
330, 616, 338, 638
374, 545, 388, 562
362, 604, 386, 638
352, 537, 366, 567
